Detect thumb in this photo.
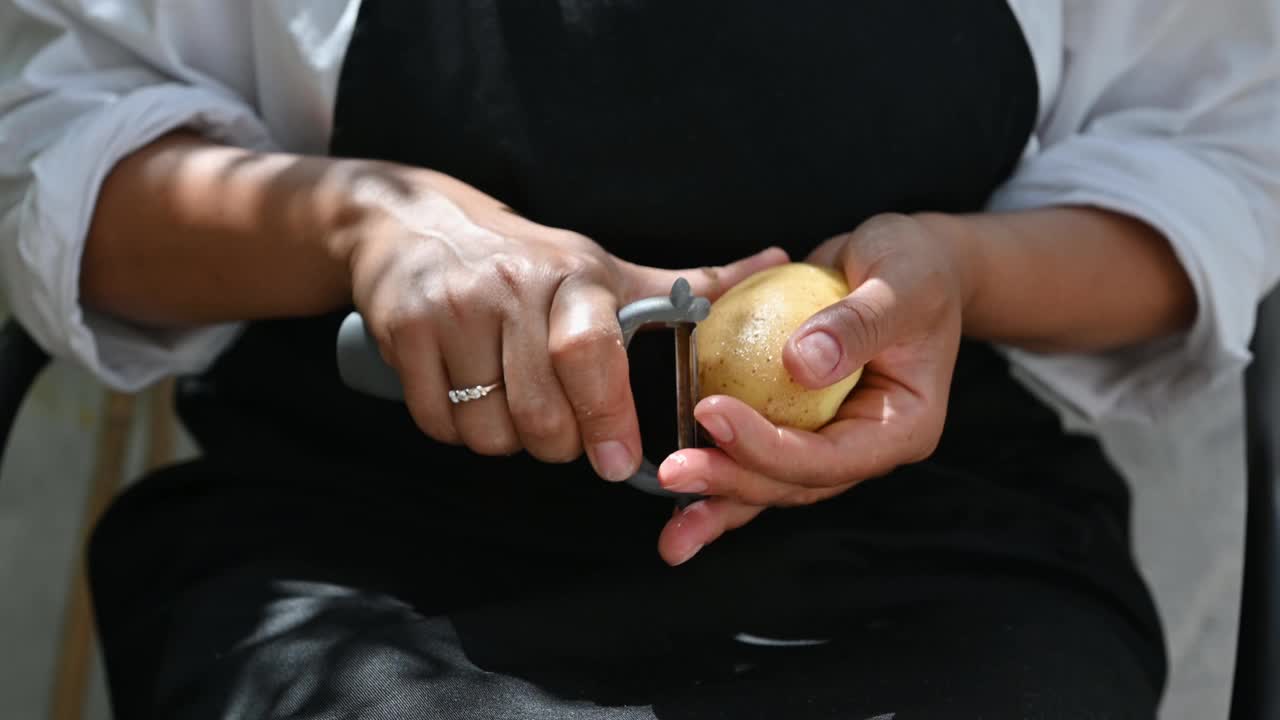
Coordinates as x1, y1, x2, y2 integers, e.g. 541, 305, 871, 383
624, 246, 789, 303
783, 278, 896, 389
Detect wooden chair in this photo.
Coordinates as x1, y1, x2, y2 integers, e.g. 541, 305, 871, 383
0, 319, 174, 720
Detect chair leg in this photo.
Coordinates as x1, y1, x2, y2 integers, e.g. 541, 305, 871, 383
145, 379, 176, 471
48, 391, 135, 720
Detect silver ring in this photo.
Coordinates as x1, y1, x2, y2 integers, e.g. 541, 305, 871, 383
448, 381, 503, 404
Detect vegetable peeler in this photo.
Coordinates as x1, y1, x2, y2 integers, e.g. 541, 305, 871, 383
335, 278, 709, 505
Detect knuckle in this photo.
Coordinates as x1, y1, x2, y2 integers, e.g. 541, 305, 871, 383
569, 396, 631, 445
918, 266, 955, 318
526, 435, 581, 464
437, 275, 496, 324
441, 282, 473, 323
376, 314, 407, 357
529, 442, 581, 464
511, 396, 576, 445
695, 265, 725, 297
491, 254, 534, 298
375, 296, 424, 340
404, 397, 459, 446
789, 466, 829, 489
578, 414, 628, 446
860, 213, 914, 244
845, 215, 910, 267
420, 285, 449, 316
736, 481, 785, 507
830, 297, 885, 352
553, 254, 597, 281
549, 324, 620, 367
545, 246, 608, 284
786, 487, 831, 507
378, 307, 432, 366
466, 429, 521, 457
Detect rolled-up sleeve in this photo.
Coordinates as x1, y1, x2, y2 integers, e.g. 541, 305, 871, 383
0, 2, 277, 391
991, 0, 1280, 425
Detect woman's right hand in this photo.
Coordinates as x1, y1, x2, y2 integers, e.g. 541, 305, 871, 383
344, 168, 787, 482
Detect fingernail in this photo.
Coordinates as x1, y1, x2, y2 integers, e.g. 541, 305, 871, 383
659, 454, 708, 494
593, 440, 635, 482
672, 542, 704, 566
796, 331, 842, 380
698, 414, 735, 445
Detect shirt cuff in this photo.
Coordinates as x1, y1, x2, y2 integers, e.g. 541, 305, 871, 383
6, 83, 276, 392
986, 134, 1265, 427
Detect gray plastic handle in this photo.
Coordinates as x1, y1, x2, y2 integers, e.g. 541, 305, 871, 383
337, 278, 710, 501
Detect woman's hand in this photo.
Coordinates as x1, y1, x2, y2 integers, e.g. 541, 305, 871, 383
83, 132, 788, 482
654, 213, 974, 565
346, 169, 788, 481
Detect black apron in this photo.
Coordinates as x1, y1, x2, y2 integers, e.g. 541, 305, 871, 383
89, 2, 1168, 717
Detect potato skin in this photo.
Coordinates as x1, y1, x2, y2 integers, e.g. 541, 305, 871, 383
697, 263, 862, 431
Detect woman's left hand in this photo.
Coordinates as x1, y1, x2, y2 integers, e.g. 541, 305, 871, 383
655, 213, 975, 565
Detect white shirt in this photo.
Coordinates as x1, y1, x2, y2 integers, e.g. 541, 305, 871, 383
0, 0, 1278, 429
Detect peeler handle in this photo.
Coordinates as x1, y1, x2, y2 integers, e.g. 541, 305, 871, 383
336, 278, 710, 501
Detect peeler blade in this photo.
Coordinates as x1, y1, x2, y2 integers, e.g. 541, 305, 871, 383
674, 323, 698, 450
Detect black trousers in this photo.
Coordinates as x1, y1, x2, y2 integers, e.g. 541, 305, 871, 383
88, 342, 1167, 719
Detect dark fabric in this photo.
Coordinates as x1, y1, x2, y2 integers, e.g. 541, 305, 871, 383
330, 0, 1037, 256
89, 1, 1168, 717
92, 343, 1163, 719
191, 0, 1043, 470
1234, 283, 1280, 716
0, 319, 50, 459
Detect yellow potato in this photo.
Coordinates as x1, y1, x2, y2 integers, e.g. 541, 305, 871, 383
697, 263, 862, 431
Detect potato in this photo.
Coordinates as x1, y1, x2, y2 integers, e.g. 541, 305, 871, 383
697, 263, 862, 431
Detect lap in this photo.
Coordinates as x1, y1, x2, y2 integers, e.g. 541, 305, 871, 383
89, 341, 1166, 718
90, 456, 1164, 720
131, 577, 1159, 719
